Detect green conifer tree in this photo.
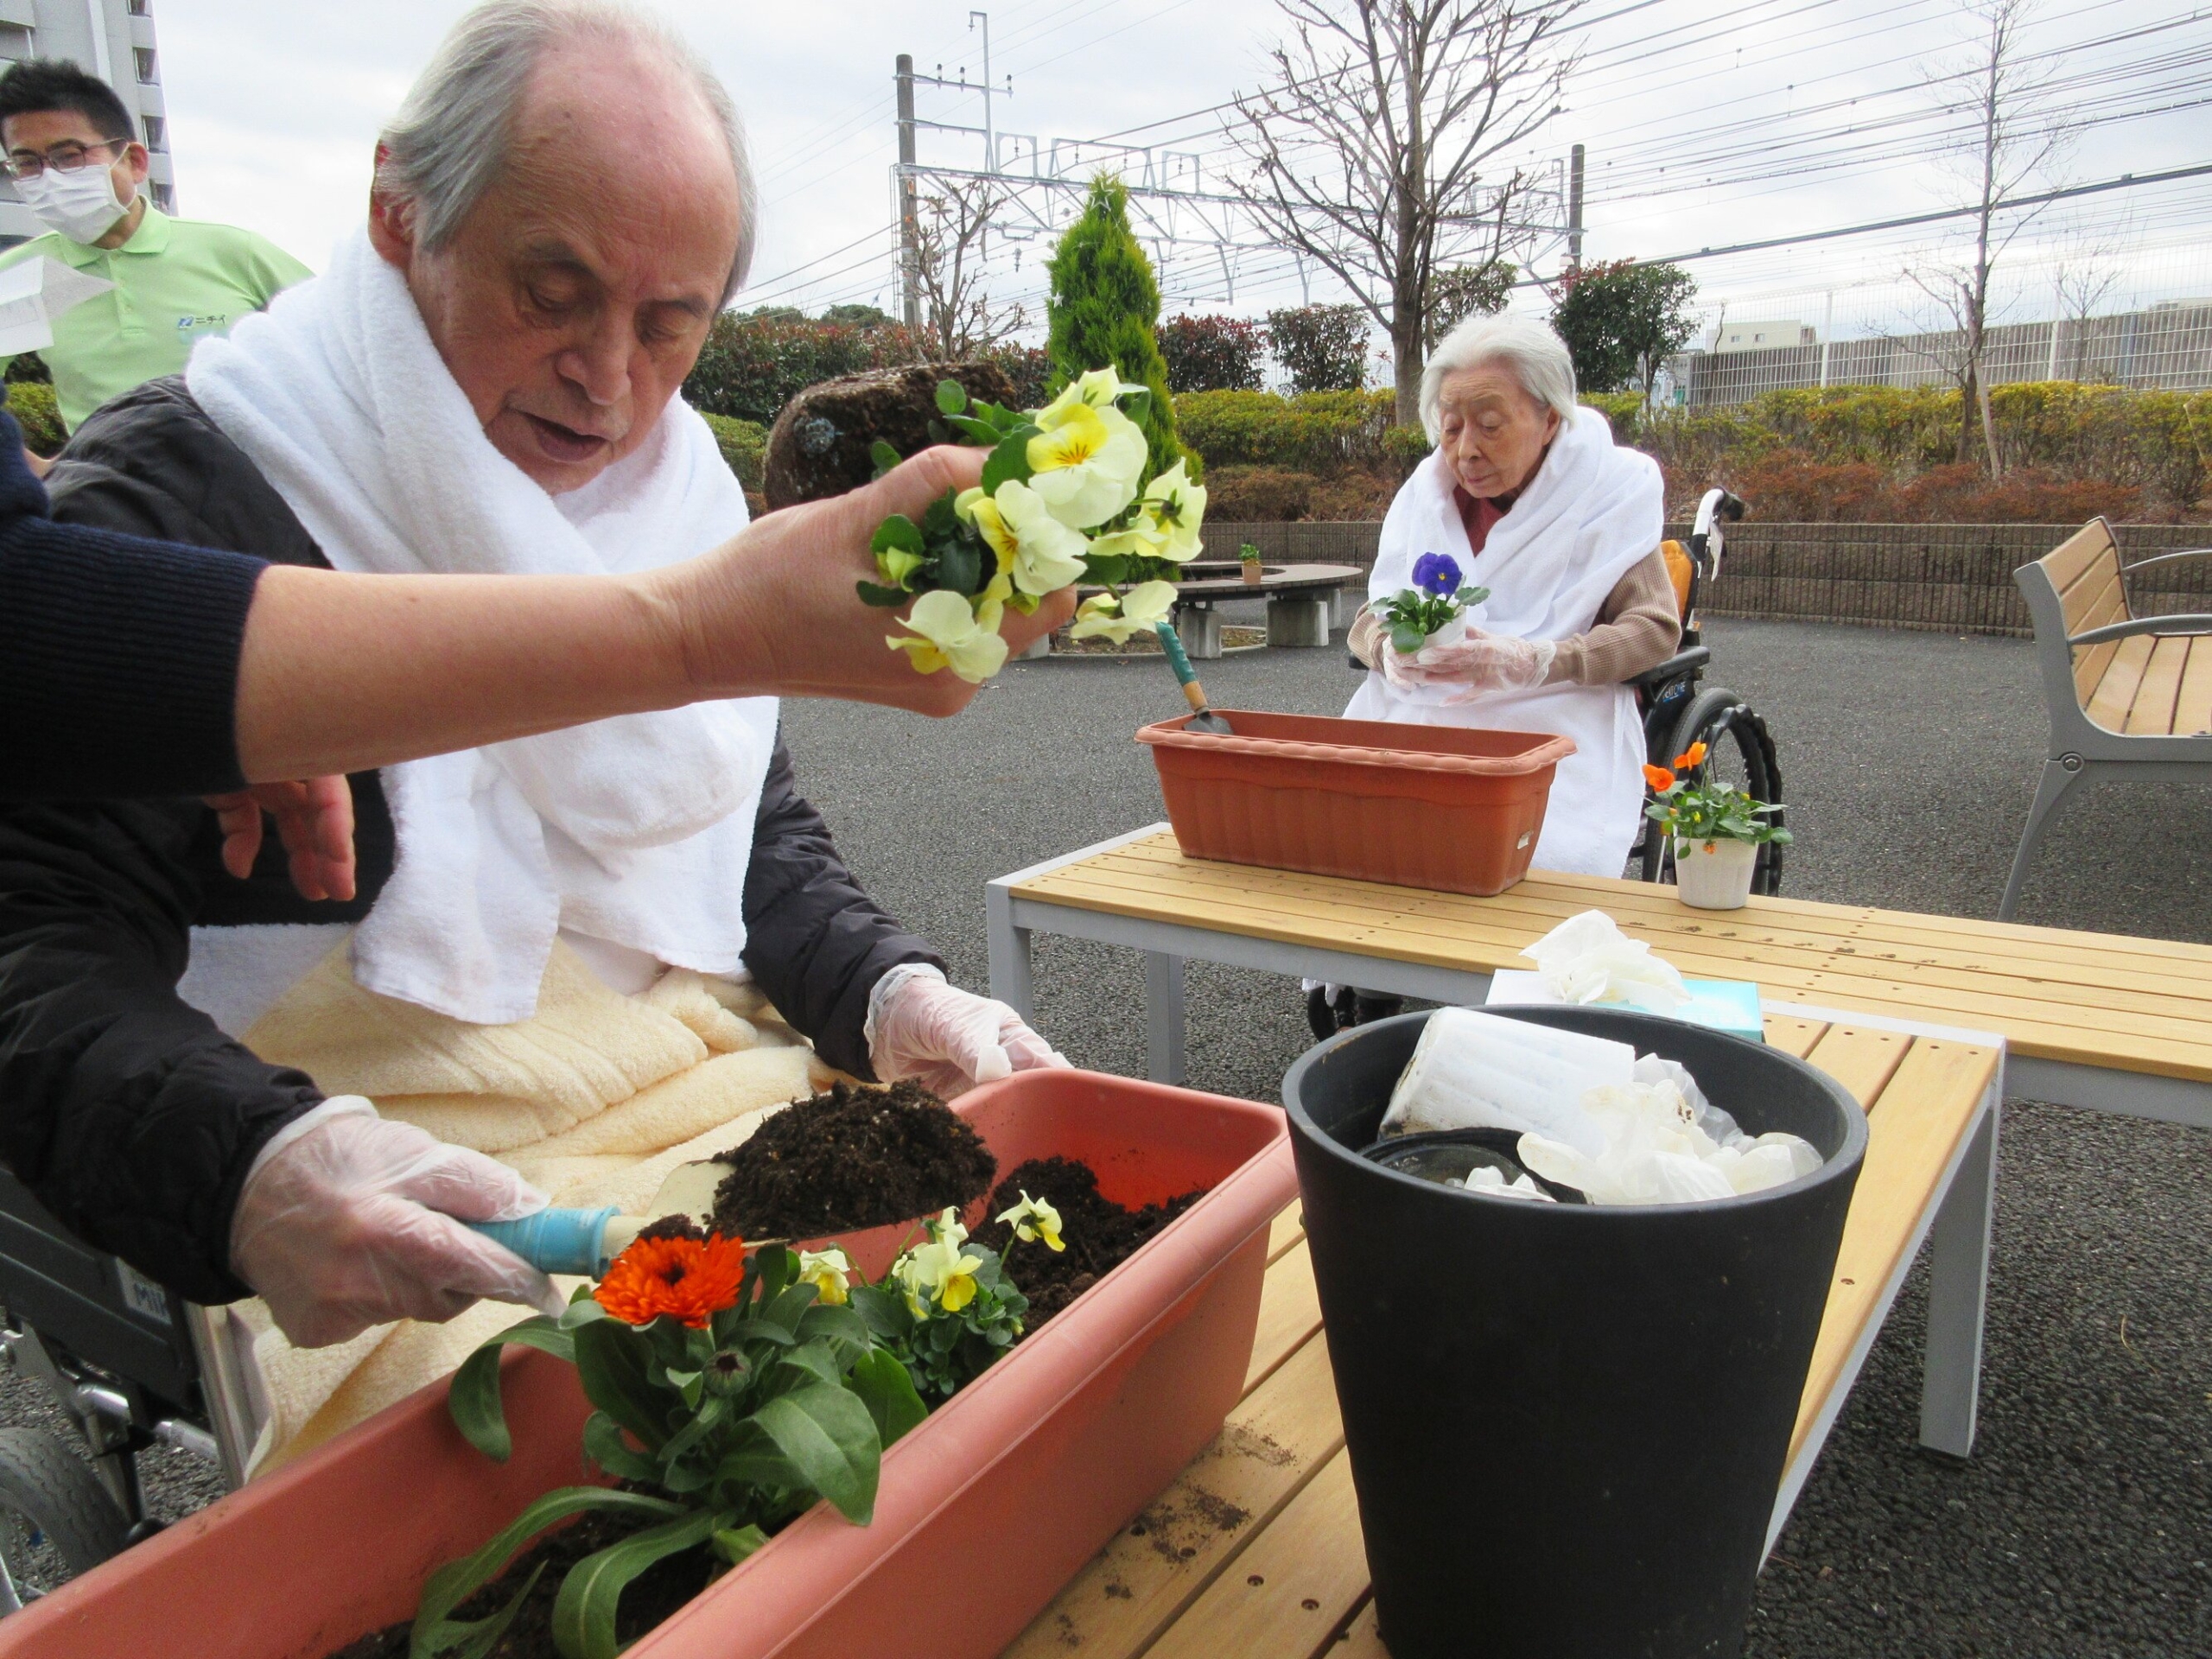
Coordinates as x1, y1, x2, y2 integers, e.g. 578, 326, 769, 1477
1045, 175, 1191, 480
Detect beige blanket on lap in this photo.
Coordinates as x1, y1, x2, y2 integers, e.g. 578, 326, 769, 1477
233, 939, 833, 1476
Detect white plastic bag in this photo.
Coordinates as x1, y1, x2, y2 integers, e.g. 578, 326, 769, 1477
1382, 1007, 1633, 1155
1518, 910, 1689, 1013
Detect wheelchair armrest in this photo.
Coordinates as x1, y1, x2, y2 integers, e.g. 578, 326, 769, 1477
1630, 645, 1709, 690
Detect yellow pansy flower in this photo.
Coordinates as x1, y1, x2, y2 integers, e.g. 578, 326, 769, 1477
887, 589, 1009, 683
1027, 401, 1147, 530
895, 1209, 982, 1316
1138, 460, 1207, 563
995, 1191, 1065, 1252
957, 480, 1090, 597
796, 1247, 853, 1306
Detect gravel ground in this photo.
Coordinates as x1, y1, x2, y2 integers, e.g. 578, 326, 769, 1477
8, 618, 2206, 1653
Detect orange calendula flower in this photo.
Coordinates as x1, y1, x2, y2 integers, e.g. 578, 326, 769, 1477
1642, 764, 1676, 791
594, 1232, 747, 1329
1672, 741, 1709, 770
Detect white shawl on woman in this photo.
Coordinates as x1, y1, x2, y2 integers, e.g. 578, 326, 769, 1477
188, 230, 779, 1024
1345, 405, 1663, 875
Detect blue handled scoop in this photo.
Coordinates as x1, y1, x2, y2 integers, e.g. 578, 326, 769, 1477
464, 1154, 744, 1276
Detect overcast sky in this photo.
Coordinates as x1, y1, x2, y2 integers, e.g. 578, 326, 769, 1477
149, 0, 2210, 341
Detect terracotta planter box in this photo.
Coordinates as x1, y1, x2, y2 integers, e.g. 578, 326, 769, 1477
2, 1071, 1294, 1659
1139, 709, 1576, 895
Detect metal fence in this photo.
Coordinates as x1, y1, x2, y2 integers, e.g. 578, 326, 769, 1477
1209, 519, 2212, 639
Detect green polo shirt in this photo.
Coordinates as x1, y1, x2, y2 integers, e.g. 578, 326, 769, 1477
0, 206, 312, 431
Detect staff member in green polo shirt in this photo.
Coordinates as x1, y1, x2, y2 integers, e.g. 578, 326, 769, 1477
0, 58, 309, 449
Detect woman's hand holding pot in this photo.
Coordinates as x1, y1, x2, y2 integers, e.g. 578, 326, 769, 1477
1388, 627, 1556, 701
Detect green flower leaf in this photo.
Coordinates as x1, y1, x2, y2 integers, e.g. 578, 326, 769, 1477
856, 580, 911, 607
410, 1485, 682, 1659
712, 1523, 770, 1566
715, 1383, 883, 1525
447, 1315, 575, 1463
944, 412, 1004, 446
937, 533, 982, 597
935, 378, 969, 416
980, 430, 1033, 494
549, 1506, 721, 1659
846, 1344, 928, 1448
582, 1413, 660, 1485
870, 439, 902, 478
572, 1315, 672, 1452
870, 514, 925, 556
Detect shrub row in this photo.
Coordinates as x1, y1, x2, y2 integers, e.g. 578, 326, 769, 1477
1182, 382, 2212, 523
683, 315, 1052, 430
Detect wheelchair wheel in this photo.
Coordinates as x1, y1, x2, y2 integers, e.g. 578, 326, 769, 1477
0, 1426, 128, 1611
1639, 686, 1785, 895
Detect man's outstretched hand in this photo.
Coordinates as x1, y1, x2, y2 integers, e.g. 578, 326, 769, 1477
205, 776, 359, 901
659, 448, 1080, 719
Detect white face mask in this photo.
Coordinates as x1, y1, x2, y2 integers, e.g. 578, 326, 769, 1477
15, 163, 130, 245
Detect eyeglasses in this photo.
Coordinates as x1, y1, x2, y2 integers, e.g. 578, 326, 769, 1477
3, 140, 127, 182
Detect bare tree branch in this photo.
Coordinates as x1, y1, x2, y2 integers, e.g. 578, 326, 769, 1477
1232, 0, 1580, 423
911, 179, 1027, 360
1897, 0, 2076, 470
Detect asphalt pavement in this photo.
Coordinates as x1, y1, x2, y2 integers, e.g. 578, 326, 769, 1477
7, 618, 2205, 1654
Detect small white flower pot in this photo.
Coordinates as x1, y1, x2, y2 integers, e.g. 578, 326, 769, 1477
1674, 836, 1759, 909
1424, 613, 1470, 650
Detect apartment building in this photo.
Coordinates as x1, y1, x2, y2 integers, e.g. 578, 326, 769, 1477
0, 0, 175, 245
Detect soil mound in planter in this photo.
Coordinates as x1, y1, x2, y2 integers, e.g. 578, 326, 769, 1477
708, 1079, 996, 1240
329, 1508, 711, 1659
976, 1156, 1206, 1326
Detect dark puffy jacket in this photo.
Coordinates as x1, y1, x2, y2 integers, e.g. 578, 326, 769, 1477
0, 378, 939, 1304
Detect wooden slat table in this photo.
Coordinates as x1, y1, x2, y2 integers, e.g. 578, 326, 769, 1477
987, 826, 2212, 1128
1003, 1012, 2004, 1659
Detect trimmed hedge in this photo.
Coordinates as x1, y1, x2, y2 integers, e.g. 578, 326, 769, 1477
7, 382, 62, 455
700, 413, 766, 492
1615, 383, 2212, 520
1173, 389, 1427, 476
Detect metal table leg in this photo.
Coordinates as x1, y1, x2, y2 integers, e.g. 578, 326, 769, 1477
1145, 952, 1187, 1085
1918, 1095, 1999, 1458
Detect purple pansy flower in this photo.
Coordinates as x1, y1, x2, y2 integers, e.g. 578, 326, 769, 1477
1411, 551, 1462, 597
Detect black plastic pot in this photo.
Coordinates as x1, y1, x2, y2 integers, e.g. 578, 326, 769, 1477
1282, 1007, 1867, 1659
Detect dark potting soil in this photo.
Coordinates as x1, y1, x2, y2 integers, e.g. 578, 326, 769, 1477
974, 1156, 1206, 1326
325, 1507, 714, 1659
707, 1079, 996, 1240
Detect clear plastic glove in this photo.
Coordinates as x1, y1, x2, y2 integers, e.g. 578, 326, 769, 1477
1388, 628, 1556, 701
204, 776, 358, 902
867, 963, 1071, 1099
231, 1101, 562, 1349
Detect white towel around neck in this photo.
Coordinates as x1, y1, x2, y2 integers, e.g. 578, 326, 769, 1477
1366, 405, 1661, 645
187, 229, 779, 1025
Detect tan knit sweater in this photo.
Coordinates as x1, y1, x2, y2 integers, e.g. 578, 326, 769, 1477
1347, 546, 1681, 687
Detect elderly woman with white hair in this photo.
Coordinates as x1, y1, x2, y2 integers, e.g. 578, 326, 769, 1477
1315, 315, 1676, 1033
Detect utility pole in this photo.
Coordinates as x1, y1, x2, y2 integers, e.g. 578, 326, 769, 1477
1567, 143, 1586, 270
970, 11, 995, 171
896, 54, 922, 327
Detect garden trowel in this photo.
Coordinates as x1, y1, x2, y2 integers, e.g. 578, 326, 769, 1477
463, 1153, 757, 1277
1154, 620, 1232, 734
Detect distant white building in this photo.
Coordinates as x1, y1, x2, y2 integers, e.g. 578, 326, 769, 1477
1711, 321, 1816, 354
0, 0, 175, 245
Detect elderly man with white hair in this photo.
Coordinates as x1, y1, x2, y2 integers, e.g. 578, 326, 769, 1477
1319, 315, 1678, 1034
0, 0, 1068, 1408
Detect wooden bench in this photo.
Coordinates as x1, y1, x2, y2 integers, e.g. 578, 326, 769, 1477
2003, 518, 2212, 919
989, 827, 2212, 1130
1002, 1009, 2002, 1659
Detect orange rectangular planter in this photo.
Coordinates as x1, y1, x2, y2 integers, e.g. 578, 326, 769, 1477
1138, 709, 1577, 895
1, 1071, 1294, 1659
